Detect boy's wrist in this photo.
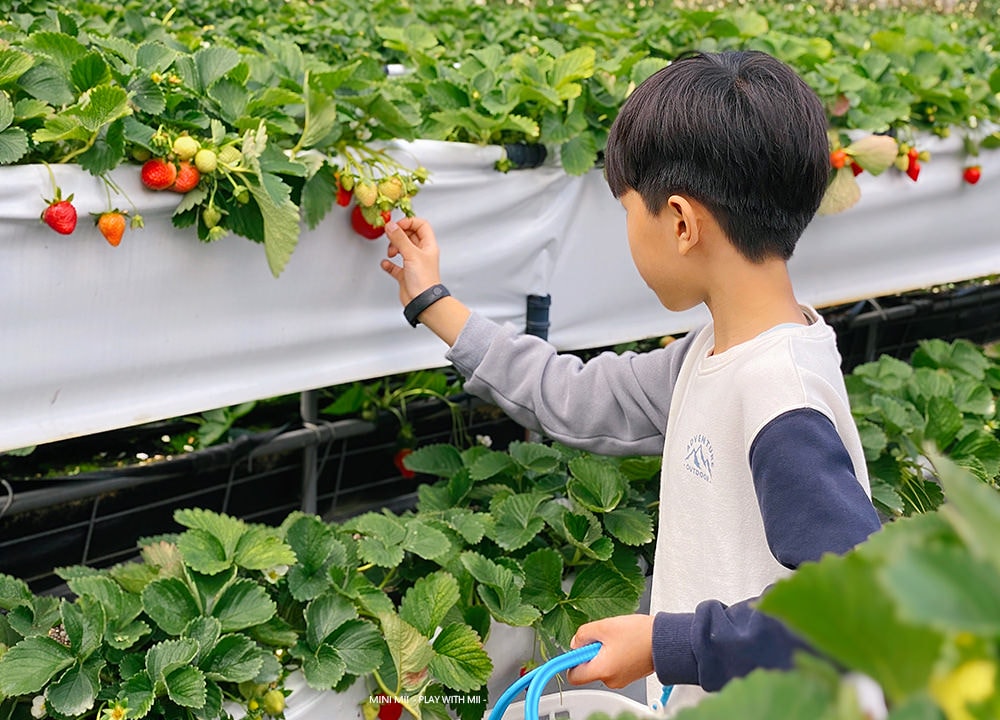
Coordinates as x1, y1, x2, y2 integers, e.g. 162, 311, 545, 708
404, 283, 450, 327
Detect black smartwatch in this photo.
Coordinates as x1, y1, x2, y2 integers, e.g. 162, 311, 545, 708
404, 284, 451, 327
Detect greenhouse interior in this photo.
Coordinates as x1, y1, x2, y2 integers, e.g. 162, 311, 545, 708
2, 1, 1000, 720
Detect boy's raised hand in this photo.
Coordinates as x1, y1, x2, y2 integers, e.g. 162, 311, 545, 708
567, 614, 655, 689
381, 216, 442, 306
381, 216, 470, 345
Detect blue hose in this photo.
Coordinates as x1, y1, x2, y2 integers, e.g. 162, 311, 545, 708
487, 643, 601, 720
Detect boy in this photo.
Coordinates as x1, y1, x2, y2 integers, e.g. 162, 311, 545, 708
378, 50, 882, 713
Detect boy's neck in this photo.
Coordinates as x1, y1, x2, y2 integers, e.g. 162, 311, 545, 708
703, 257, 806, 355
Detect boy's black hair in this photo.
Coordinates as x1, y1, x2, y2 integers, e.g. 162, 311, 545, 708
604, 50, 829, 262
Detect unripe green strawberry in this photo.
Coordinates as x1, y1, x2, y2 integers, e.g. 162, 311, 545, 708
218, 146, 242, 166
202, 205, 222, 229
172, 135, 200, 161
194, 148, 218, 174
339, 172, 355, 191
377, 176, 405, 202
354, 181, 378, 208
262, 689, 286, 717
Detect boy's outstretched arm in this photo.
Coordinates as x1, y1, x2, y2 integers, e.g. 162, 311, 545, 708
380, 217, 470, 346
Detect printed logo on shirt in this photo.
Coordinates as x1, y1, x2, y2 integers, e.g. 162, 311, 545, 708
684, 433, 715, 482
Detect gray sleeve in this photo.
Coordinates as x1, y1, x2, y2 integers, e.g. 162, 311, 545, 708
445, 312, 695, 456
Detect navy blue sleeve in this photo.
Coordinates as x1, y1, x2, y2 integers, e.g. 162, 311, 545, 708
651, 408, 882, 691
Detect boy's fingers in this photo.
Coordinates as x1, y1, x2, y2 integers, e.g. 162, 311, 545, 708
384, 220, 415, 255
380, 258, 402, 281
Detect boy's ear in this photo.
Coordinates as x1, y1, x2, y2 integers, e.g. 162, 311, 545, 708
666, 194, 701, 255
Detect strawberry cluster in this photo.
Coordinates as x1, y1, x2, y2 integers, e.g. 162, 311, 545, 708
139, 133, 211, 194
334, 163, 429, 240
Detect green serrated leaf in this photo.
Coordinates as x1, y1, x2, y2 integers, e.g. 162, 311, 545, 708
212, 579, 276, 633
33, 114, 90, 144
121, 671, 155, 718
401, 518, 451, 561
70, 51, 111, 93
0, 128, 27, 164
302, 643, 347, 690
0, 48, 34, 85
521, 548, 565, 613
670, 667, 833, 720
758, 551, 942, 704
0, 636, 75, 695
142, 577, 201, 636
379, 612, 435, 688
883, 543, 1000, 634
77, 118, 126, 175
64, 84, 130, 133
404, 444, 465, 479
194, 46, 241, 91
185, 616, 222, 664
507, 441, 562, 473
233, 526, 296, 571
443, 510, 487, 545
177, 528, 230, 576
326, 619, 385, 676
567, 563, 641, 621
301, 161, 338, 230
603, 507, 654, 546
175, 508, 246, 567
567, 456, 627, 512
0, 573, 33, 610
60, 596, 105, 659
470, 450, 517, 481
559, 133, 598, 176
18, 62, 75, 106
400, 571, 461, 637
46, 662, 99, 717
429, 623, 492, 692
201, 634, 265, 683
244, 171, 299, 277
490, 493, 547, 551
306, 592, 358, 649
25, 32, 88, 73
146, 638, 199, 689
165, 664, 207, 709
934, 453, 1000, 576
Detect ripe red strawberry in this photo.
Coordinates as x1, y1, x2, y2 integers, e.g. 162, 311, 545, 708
393, 448, 415, 479
170, 161, 201, 193
829, 149, 847, 170
963, 165, 982, 185
141, 158, 178, 190
850, 161, 864, 177
906, 158, 921, 182
378, 700, 403, 720
96, 211, 127, 247
42, 198, 77, 235
351, 204, 391, 240
336, 177, 352, 207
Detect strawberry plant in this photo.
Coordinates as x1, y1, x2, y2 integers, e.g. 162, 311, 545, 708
846, 337, 1000, 517
0, 506, 496, 720
401, 440, 660, 657
2, 0, 1000, 267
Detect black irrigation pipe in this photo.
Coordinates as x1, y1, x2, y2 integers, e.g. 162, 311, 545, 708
825, 283, 1000, 363
1, 418, 376, 520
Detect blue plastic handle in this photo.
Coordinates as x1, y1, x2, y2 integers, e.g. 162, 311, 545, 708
488, 643, 602, 720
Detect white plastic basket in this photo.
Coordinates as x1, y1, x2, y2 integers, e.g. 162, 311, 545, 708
493, 689, 657, 720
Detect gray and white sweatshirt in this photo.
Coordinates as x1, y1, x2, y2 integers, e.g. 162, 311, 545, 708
445, 306, 882, 713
